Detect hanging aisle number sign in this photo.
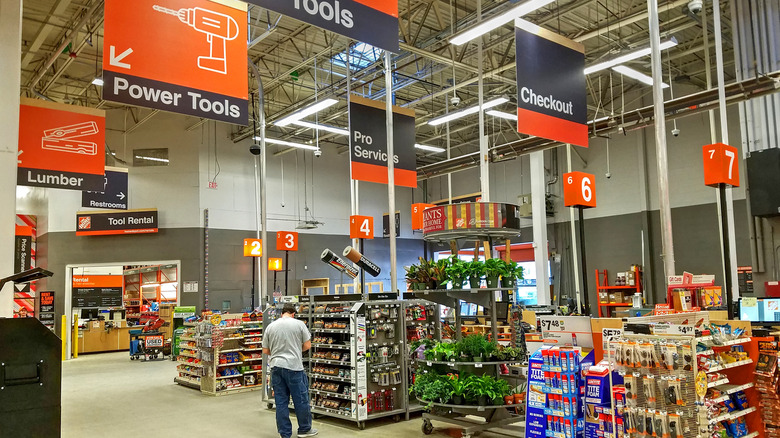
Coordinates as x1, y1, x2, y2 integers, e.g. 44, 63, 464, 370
276, 231, 299, 251
350, 215, 374, 239
563, 171, 597, 208
243, 238, 263, 257
703, 143, 740, 187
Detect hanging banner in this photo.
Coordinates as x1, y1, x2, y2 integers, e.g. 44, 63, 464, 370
103, 0, 248, 125
36, 291, 56, 331
76, 209, 158, 236
82, 167, 129, 210
14, 225, 33, 274
349, 96, 416, 188
247, 0, 399, 53
515, 24, 587, 148
72, 275, 124, 307
17, 98, 106, 191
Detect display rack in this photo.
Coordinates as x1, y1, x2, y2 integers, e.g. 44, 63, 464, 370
404, 299, 440, 416
174, 317, 263, 396
595, 268, 642, 317
123, 264, 178, 324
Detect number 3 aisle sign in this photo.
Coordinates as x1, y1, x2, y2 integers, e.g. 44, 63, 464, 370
563, 171, 597, 208
276, 231, 299, 251
703, 143, 740, 187
350, 215, 374, 239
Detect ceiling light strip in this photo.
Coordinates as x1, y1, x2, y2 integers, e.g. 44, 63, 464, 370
428, 97, 510, 126
584, 38, 678, 75
255, 137, 319, 151
415, 144, 446, 153
292, 121, 349, 136
612, 65, 669, 88
275, 98, 339, 127
450, 0, 557, 46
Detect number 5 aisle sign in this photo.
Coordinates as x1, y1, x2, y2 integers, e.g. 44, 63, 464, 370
703, 143, 740, 187
563, 171, 597, 208
350, 215, 374, 239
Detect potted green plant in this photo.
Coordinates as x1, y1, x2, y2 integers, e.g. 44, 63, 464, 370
501, 261, 520, 288
405, 264, 425, 290
458, 334, 496, 362
449, 374, 469, 405
484, 258, 508, 288
445, 257, 468, 289
416, 375, 452, 406
467, 375, 499, 406
467, 260, 485, 288
493, 379, 512, 405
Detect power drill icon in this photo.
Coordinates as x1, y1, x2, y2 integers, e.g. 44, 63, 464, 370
153, 5, 239, 75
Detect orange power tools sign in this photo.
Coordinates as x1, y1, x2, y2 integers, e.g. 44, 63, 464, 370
103, 0, 248, 125
17, 98, 106, 191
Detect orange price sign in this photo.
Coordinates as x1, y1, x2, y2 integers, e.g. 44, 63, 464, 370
563, 171, 597, 208
276, 231, 298, 251
703, 143, 740, 187
411, 203, 435, 230
268, 258, 283, 271
350, 215, 374, 239
243, 238, 262, 257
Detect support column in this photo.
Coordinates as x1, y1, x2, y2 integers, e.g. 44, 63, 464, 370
385, 51, 398, 295
0, 0, 23, 317
530, 151, 551, 306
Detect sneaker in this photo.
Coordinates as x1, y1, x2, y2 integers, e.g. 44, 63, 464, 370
298, 429, 319, 437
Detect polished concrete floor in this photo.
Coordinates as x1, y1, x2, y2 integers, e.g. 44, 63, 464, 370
62, 352, 521, 437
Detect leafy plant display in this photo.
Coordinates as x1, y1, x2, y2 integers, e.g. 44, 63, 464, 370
458, 334, 497, 361
484, 258, 509, 278
405, 257, 524, 291
411, 371, 514, 407
445, 257, 469, 288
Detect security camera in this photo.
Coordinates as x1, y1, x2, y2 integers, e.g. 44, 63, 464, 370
451, 95, 461, 106
687, 0, 703, 14
605, 172, 612, 179
314, 149, 322, 158
249, 144, 261, 155
671, 128, 680, 137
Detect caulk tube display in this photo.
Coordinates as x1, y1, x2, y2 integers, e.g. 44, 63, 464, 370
320, 249, 359, 279
342, 246, 381, 277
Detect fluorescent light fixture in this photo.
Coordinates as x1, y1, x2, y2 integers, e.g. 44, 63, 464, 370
584, 38, 678, 75
428, 97, 510, 126
450, 0, 556, 45
276, 98, 339, 127
486, 110, 517, 121
415, 144, 446, 153
612, 65, 669, 88
91, 77, 104, 86
134, 155, 169, 163
292, 121, 349, 136
255, 137, 319, 151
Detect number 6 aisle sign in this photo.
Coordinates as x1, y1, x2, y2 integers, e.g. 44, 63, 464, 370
563, 171, 597, 208
276, 231, 299, 251
350, 215, 374, 239
703, 143, 740, 187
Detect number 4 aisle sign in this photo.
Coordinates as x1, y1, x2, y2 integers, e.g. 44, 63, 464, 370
350, 215, 374, 239
563, 172, 597, 208
703, 143, 740, 187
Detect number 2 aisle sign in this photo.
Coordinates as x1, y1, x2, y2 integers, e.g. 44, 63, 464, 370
243, 239, 262, 257
102, 0, 248, 125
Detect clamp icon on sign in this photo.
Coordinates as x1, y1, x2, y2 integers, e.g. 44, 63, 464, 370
41, 121, 99, 155
153, 5, 239, 75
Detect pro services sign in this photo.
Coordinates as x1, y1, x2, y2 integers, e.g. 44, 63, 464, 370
247, 0, 399, 53
349, 96, 416, 188
76, 209, 158, 236
102, 0, 248, 124
515, 24, 587, 147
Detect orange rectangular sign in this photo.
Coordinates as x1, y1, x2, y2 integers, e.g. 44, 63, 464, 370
72, 275, 124, 288
350, 215, 374, 239
563, 171, 597, 208
268, 258, 283, 271
103, 0, 248, 124
276, 231, 299, 251
411, 203, 435, 230
18, 98, 105, 191
243, 238, 263, 257
703, 143, 740, 187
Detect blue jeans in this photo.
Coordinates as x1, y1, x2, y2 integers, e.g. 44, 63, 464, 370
271, 367, 312, 438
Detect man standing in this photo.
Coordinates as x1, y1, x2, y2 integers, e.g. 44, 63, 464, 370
263, 304, 317, 438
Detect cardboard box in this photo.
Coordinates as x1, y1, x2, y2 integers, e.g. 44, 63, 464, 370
599, 292, 609, 304
609, 292, 624, 303
671, 289, 691, 311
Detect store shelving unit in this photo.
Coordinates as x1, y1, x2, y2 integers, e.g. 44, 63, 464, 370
174, 325, 204, 390
124, 264, 178, 324
404, 300, 440, 416
595, 268, 642, 317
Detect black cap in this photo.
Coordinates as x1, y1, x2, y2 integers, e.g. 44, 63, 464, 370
282, 304, 297, 315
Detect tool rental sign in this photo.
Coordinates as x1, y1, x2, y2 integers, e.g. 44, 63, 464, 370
102, 0, 248, 124
515, 26, 587, 148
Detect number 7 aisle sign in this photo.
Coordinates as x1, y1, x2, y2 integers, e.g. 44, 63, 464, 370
703, 143, 740, 187
563, 171, 597, 208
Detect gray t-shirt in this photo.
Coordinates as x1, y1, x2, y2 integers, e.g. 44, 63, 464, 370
263, 316, 310, 371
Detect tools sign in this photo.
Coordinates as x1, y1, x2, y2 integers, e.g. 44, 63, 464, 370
102, 0, 248, 125
18, 98, 106, 191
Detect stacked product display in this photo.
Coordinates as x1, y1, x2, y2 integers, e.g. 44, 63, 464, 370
405, 300, 440, 414
755, 341, 780, 438
174, 314, 263, 395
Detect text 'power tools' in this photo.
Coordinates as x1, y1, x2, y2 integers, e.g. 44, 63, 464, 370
294, 0, 354, 29
153, 4, 239, 75
113, 77, 241, 118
